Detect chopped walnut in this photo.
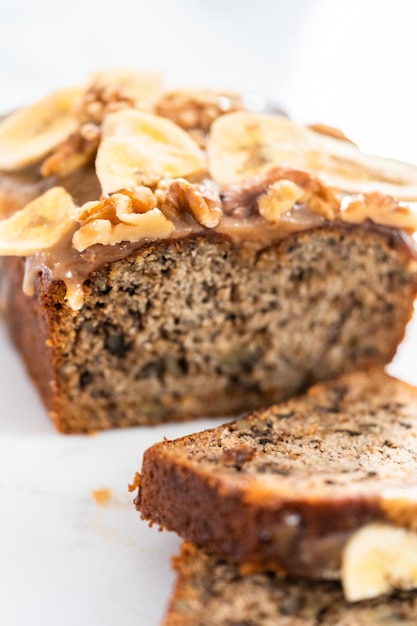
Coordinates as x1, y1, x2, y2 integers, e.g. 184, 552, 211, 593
258, 180, 304, 222
72, 187, 174, 251
75, 84, 135, 126
340, 192, 417, 233
40, 124, 100, 177
155, 90, 242, 134
222, 167, 340, 222
278, 169, 340, 220
156, 178, 222, 228
74, 187, 156, 223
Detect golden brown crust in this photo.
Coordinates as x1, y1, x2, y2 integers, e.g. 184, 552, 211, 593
136, 371, 417, 578
0, 256, 57, 414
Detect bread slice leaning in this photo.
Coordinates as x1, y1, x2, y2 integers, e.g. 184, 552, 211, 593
163, 542, 417, 626
136, 370, 417, 582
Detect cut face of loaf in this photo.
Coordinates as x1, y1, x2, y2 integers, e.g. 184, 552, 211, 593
136, 370, 417, 581
2, 225, 417, 433
164, 542, 417, 626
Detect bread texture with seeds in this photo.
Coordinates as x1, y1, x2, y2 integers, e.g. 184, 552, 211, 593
163, 542, 417, 626
136, 370, 417, 580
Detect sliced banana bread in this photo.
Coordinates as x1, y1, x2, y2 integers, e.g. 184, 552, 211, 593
136, 370, 417, 588
164, 542, 417, 626
1, 71, 417, 433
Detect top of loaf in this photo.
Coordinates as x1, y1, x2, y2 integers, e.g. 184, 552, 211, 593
1, 69, 417, 309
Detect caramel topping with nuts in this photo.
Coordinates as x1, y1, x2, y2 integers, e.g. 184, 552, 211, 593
2, 80, 417, 312
72, 178, 222, 253
223, 168, 341, 223
340, 192, 417, 233
40, 125, 100, 178
72, 189, 174, 252
258, 180, 304, 222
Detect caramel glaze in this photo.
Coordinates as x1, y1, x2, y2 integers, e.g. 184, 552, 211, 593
23, 211, 417, 311
0, 160, 100, 218
24, 209, 327, 310
1, 162, 417, 310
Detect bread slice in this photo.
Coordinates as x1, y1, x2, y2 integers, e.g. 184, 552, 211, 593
164, 542, 417, 626
136, 370, 417, 581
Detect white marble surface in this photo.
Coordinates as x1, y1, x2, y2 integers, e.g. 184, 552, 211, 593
1, 1, 417, 624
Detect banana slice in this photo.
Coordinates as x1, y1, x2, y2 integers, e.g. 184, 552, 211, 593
0, 88, 83, 171
341, 523, 417, 602
96, 109, 206, 193
0, 186, 76, 255
208, 112, 417, 200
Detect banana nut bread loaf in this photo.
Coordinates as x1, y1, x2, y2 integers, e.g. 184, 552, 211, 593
1, 70, 417, 433
136, 370, 417, 600
164, 541, 417, 626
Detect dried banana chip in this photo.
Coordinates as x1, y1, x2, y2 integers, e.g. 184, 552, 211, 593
208, 112, 417, 200
0, 88, 82, 171
0, 187, 76, 255
96, 109, 206, 193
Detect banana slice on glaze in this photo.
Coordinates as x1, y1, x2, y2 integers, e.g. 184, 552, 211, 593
208, 111, 417, 200
96, 109, 206, 193
0, 187, 75, 255
0, 88, 82, 171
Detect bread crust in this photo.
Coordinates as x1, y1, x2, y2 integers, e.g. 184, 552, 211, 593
136, 370, 417, 578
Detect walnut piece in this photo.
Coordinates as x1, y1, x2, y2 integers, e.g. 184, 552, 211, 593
72, 187, 174, 251
155, 89, 242, 133
222, 167, 340, 222
76, 70, 162, 125
40, 124, 100, 177
258, 180, 304, 222
156, 178, 222, 228
340, 192, 417, 233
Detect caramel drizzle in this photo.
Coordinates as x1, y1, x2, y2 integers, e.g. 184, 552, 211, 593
23, 201, 417, 312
